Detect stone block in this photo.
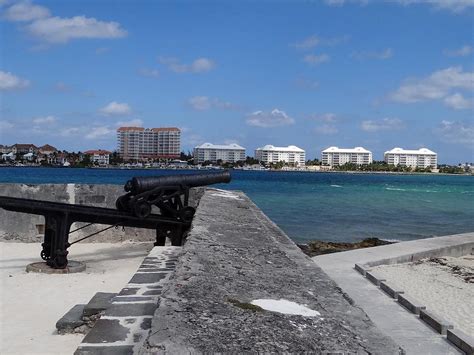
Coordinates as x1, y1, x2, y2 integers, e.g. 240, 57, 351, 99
56, 304, 86, 334
129, 272, 167, 284
80, 319, 129, 344
354, 263, 370, 276
83, 292, 116, 317
75, 345, 134, 355
397, 294, 426, 315
379, 281, 404, 299
447, 328, 474, 355
365, 270, 386, 287
419, 309, 453, 335
105, 303, 156, 317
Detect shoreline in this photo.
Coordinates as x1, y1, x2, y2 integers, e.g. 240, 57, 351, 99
0, 165, 471, 176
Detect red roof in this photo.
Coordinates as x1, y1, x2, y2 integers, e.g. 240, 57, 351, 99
151, 127, 180, 132
39, 144, 57, 151
84, 150, 112, 155
117, 127, 145, 132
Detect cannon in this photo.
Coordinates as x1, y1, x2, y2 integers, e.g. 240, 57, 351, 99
116, 170, 231, 220
0, 171, 231, 269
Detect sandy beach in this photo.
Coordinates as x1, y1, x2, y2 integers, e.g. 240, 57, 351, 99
0, 242, 153, 355
373, 255, 474, 335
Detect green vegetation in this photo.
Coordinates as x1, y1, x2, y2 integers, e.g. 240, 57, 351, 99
227, 298, 264, 312
438, 165, 465, 174
333, 161, 433, 173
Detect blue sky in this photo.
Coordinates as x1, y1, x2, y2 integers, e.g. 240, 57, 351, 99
0, 0, 473, 163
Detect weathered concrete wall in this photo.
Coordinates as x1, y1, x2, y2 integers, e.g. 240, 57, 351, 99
142, 189, 401, 353
0, 184, 202, 243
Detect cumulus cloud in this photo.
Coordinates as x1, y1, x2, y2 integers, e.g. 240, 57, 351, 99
25, 16, 127, 44
324, 0, 473, 12
291, 34, 350, 50
138, 68, 160, 79
116, 119, 143, 127
0, 70, 30, 90
443, 93, 473, 110
2, 1, 50, 22
390, 66, 474, 106
444, 45, 473, 57
351, 48, 393, 60
436, 120, 474, 146
188, 96, 237, 111
32, 115, 56, 124
315, 124, 338, 134
158, 56, 215, 73
303, 53, 330, 66
309, 113, 338, 122
246, 109, 295, 128
0, 121, 14, 130
85, 126, 115, 139
99, 101, 132, 116
361, 118, 404, 132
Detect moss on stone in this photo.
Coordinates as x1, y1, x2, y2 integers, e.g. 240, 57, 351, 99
227, 298, 264, 312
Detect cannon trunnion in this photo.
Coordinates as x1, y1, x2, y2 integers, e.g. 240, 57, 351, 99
0, 171, 231, 269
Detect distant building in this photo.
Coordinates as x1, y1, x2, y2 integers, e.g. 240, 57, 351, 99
117, 127, 181, 161
321, 146, 373, 166
11, 144, 38, 155
84, 150, 112, 166
384, 147, 437, 168
193, 143, 246, 164
39, 144, 58, 155
255, 145, 306, 166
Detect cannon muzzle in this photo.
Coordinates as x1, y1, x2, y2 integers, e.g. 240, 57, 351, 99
124, 170, 232, 194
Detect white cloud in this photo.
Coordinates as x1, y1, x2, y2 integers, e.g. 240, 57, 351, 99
85, 126, 115, 139
60, 127, 80, 137
188, 96, 237, 111
116, 119, 143, 127
292, 35, 320, 50
25, 16, 127, 44
315, 124, 339, 134
3, 1, 50, 22
0, 70, 30, 90
0, 121, 14, 130
443, 93, 473, 110
99, 101, 132, 116
138, 68, 160, 79
246, 109, 295, 128
361, 118, 404, 132
32, 115, 56, 124
436, 120, 474, 145
324, 0, 473, 12
303, 53, 330, 66
444, 45, 473, 57
352, 48, 393, 60
390, 66, 474, 104
158, 56, 215, 73
309, 113, 338, 122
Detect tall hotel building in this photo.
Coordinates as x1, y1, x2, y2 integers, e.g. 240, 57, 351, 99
117, 127, 180, 161
321, 146, 373, 166
384, 147, 437, 168
193, 143, 246, 164
255, 145, 306, 166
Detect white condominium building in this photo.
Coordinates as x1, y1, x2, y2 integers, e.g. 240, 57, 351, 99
255, 145, 306, 166
117, 127, 180, 161
384, 147, 437, 168
321, 146, 373, 166
193, 143, 246, 164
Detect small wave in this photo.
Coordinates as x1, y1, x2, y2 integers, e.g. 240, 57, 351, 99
330, 184, 342, 188
385, 187, 406, 191
380, 238, 401, 243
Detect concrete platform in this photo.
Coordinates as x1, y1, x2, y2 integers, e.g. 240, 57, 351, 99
313, 233, 474, 355
142, 189, 401, 353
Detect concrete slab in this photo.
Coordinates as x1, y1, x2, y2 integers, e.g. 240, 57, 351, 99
143, 189, 401, 353
56, 304, 87, 334
313, 233, 473, 355
83, 292, 116, 317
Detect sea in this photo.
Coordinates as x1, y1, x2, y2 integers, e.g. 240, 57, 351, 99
0, 167, 473, 244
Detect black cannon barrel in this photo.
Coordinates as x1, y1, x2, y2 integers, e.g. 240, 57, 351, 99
124, 170, 231, 193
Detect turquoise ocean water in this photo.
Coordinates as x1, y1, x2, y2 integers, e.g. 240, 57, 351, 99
0, 167, 473, 243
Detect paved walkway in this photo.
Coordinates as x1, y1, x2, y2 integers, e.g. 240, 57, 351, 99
313, 233, 474, 355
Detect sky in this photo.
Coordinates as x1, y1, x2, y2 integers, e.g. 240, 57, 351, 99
0, 0, 473, 163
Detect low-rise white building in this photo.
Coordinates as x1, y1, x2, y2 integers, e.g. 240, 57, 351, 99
321, 146, 373, 166
384, 147, 437, 168
84, 150, 111, 166
193, 143, 246, 164
255, 145, 306, 166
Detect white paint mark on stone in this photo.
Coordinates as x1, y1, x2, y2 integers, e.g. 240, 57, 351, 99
210, 192, 242, 200
251, 299, 321, 317
66, 184, 75, 204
